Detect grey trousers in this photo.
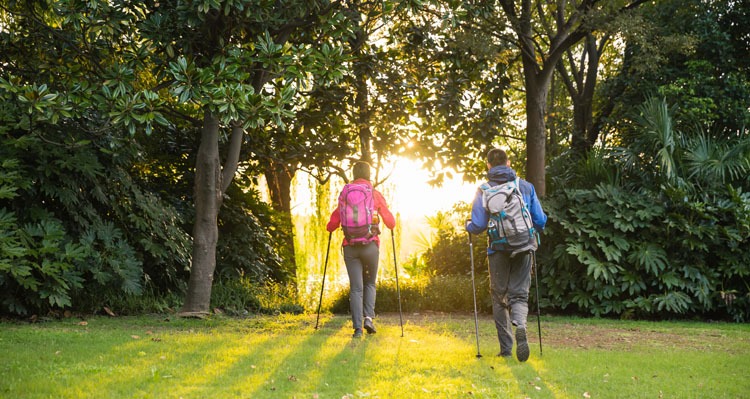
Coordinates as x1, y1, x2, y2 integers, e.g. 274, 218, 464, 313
343, 242, 380, 331
488, 250, 531, 354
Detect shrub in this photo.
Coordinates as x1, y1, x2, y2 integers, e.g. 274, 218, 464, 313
216, 183, 288, 284
419, 203, 486, 277
328, 275, 493, 315
0, 122, 191, 316
210, 278, 263, 315
539, 98, 750, 321
211, 278, 303, 316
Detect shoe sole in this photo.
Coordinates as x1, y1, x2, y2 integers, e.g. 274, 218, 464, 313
516, 327, 529, 362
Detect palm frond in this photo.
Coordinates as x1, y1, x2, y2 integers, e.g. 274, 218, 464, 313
685, 127, 750, 186
635, 97, 678, 182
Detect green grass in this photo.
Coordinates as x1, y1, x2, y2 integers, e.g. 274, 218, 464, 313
1, 314, 748, 398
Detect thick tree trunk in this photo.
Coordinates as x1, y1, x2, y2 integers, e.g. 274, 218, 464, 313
505, 0, 557, 198
353, 51, 372, 163
522, 54, 554, 197
180, 112, 222, 316
525, 85, 549, 197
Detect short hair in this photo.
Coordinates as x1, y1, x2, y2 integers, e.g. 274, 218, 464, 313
352, 161, 371, 180
487, 148, 508, 167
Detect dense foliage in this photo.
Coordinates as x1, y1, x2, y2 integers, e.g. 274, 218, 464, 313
0, 124, 192, 315
529, 0, 750, 322
399, 203, 486, 278
329, 275, 493, 315
0, 0, 314, 316
541, 98, 750, 321
1, 0, 748, 321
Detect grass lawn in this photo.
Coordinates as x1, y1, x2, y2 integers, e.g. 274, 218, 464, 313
1, 313, 748, 398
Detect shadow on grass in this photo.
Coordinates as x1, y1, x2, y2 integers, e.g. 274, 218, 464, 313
7, 314, 748, 398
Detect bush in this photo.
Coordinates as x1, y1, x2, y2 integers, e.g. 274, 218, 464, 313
539, 99, 750, 321
540, 181, 750, 321
328, 275, 493, 315
0, 123, 191, 316
211, 278, 303, 316
418, 203, 486, 277
216, 183, 289, 284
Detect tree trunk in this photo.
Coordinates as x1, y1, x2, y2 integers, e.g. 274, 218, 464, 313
264, 160, 297, 279
525, 83, 549, 197
265, 161, 293, 215
356, 71, 372, 164
353, 47, 372, 164
347, 0, 372, 164
180, 112, 222, 316
567, 34, 605, 155
522, 51, 554, 197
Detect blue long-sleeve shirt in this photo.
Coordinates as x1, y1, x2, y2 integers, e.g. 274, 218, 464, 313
466, 165, 547, 254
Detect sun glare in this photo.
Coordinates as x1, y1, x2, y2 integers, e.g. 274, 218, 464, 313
288, 157, 476, 219
287, 157, 478, 277
386, 158, 476, 218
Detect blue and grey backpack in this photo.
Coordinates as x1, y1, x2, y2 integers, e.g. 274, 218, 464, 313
480, 178, 538, 256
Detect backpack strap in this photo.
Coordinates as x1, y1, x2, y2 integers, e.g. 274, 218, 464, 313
479, 182, 491, 209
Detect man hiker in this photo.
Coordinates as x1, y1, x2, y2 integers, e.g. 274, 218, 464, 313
465, 148, 547, 361
327, 161, 396, 338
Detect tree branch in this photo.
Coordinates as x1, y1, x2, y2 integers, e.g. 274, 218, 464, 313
220, 123, 244, 194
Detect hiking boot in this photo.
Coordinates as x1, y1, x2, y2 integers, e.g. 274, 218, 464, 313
352, 328, 363, 338
364, 317, 377, 334
497, 351, 512, 358
515, 326, 530, 362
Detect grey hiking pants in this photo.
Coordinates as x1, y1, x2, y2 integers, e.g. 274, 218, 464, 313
488, 250, 531, 355
343, 242, 380, 331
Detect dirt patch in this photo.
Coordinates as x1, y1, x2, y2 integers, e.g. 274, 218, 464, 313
540, 322, 731, 351
397, 312, 742, 352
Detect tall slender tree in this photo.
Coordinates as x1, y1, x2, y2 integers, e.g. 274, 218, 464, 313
429, 0, 644, 194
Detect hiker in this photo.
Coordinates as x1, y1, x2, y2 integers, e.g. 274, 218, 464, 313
327, 161, 396, 338
465, 148, 547, 361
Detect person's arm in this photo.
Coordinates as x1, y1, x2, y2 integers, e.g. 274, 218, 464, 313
525, 183, 547, 231
374, 190, 396, 230
466, 188, 488, 234
326, 205, 341, 232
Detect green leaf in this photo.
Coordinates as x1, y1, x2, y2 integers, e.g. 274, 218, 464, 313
627, 243, 668, 276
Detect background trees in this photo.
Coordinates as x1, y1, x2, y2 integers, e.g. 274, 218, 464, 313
0, 0, 192, 315
539, 0, 750, 321
1, 0, 748, 320
135, 0, 352, 315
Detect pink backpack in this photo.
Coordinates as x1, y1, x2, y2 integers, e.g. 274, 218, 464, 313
338, 183, 378, 245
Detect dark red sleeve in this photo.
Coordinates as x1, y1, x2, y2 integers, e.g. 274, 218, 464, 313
374, 190, 396, 230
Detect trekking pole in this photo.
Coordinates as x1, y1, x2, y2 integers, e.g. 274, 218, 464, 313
315, 231, 333, 330
468, 232, 482, 358
391, 229, 404, 337
532, 232, 543, 355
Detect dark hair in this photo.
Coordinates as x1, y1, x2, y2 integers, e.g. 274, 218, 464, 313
352, 161, 371, 181
487, 148, 508, 167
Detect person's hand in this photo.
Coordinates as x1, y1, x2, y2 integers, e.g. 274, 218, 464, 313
465, 219, 472, 230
